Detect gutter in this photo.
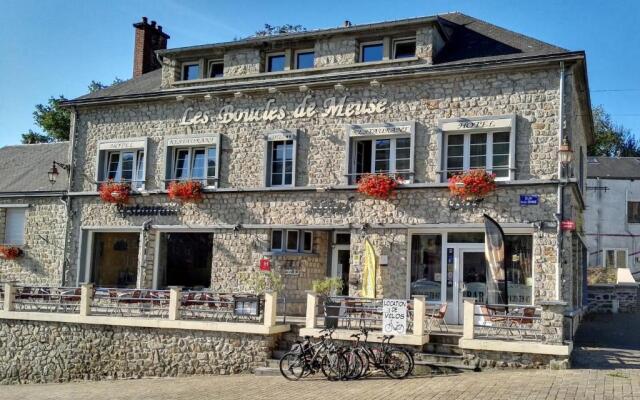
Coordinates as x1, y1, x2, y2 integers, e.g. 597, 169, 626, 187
61, 51, 587, 108
0, 191, 67, 198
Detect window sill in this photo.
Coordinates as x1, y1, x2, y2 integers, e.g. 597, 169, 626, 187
263, 251, 316, 257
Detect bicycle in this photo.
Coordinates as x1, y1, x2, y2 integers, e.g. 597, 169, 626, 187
279, 329, 348, 381
349, 328, 414, 379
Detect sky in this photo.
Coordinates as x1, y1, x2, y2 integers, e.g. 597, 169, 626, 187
0, 0, 639, 147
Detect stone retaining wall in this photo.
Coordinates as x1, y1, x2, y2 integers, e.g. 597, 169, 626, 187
587, 284, 640, 313
461, 350, 569, 370
0, 320, 276, 384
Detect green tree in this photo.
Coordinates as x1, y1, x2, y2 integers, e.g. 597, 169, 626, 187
20, 78, 124, 144
254, 24, 306, 37
588, 105, 640, 157
20, 130, 52, 144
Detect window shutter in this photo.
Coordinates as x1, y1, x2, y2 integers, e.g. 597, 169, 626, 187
4, 208, 26, 245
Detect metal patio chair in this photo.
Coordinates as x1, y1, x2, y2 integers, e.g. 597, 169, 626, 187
426, 303, 449, 333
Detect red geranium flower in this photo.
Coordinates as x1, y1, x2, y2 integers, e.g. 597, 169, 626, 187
448, 170, 497, 199
0, 245, 23, 260
168, 180, 203, 202
357, 174, 400, 200
99, 181, 130, 204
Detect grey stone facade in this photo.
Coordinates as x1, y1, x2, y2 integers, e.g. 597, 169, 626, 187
0, 320, 274, 384
0, 198, 67, 286
587, 284, 640, 313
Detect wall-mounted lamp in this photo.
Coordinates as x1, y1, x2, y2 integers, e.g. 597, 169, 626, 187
369, 80, 382, 88
334, 83, 346, 92
233, 223, 242, 237
203, 93, 213, 101
267, 87, 279, 94
299, 85, 310, 93
558, 137, 574, 166
360, 223, 370, 236
175, 95, 185, 102
47, 161, 70, 185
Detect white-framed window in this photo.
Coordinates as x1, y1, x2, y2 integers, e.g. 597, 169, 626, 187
181, 61, 201, 81
286, 230, 299, 252
444, 131, 511, 180
302, 231, 313, 253
604, 248, 628, 268
3, 207, 26, 245
270, 229, 312, 253
360, 41, 384, 62
207, 59, 224, 78
392, 37, 416, 59
266, 53, 286, 72
165, 135, 220, 188
104, 150, 146, 189
264, 130, 297, 187
294, 49, 314, 69
346, 122, 415, 185
96, 139, 148, 190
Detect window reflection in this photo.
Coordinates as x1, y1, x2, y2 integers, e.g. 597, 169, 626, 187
410, 234, 442, 301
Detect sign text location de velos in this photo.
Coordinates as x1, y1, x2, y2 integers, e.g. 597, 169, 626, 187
382, 299, 407, 336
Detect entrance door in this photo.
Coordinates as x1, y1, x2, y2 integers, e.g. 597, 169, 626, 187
331, 245, 351, 296
458, 250, 487, 324
447, 246, 485, 325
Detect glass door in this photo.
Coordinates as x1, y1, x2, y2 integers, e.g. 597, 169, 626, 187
457, 249, 487, 324
331, 245, 351, 296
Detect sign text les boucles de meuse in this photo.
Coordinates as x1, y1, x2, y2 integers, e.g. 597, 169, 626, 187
179, 95, 388, 126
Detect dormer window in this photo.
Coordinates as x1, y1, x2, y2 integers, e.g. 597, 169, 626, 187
295, 50, 314, 69
208, 60, 224, 78
393, 38, 416, 59
360, 42, 384, 62
267, 53, 286, 72
182, 62, 201, 80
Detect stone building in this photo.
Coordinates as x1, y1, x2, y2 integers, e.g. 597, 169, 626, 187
0, 142, 70, 285
585, 157, 640, 279
54, 12, 592, 325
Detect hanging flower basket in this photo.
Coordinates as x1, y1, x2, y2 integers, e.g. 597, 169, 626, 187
99, 181, 131, 204
448, 170, 496, 210
0, 245, 23, 260
357, 174, 400, 200
168, 180, 203, 202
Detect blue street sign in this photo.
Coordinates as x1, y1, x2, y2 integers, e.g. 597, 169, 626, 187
520, 195, 539, 206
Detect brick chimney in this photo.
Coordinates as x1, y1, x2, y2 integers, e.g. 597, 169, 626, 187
132, 17, 170, 78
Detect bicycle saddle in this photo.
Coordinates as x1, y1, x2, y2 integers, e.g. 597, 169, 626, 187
350, 333, 362, 338
382, 335, 395, 340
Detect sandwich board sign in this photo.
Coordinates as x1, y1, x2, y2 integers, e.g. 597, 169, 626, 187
382, 299, 407, 335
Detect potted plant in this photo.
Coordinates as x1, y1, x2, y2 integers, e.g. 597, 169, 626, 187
356, 174, 400, 200
0, 245, 23, 260
312, 277, 344, 329
99, 180, 131, 204
448, 169, 497, 204
168, 180, 203, 202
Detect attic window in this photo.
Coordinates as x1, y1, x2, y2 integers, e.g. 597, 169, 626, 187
360, 42, 384, 62
393, 38, 416, 59
182, 62, 201, 80
208, 60, 224, 78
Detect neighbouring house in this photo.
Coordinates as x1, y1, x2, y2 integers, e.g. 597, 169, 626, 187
0, 13, 594, 381
0, 142, 70, 285
585, 156, 640, 280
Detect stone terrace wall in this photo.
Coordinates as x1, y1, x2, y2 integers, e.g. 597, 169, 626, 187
0, 320, 276, 384
0, 198, 67, 286
588, 284, 640, 313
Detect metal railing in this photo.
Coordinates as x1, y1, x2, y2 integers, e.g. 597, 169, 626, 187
12, 286, 82, 314
472, 303, 543, 341
179, 291, 264, 323
91, 288, 171, 318
317, 296, 388, 331
0, 283, 283, 329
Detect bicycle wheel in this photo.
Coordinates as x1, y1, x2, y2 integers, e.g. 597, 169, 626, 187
354, 348, 371, 378
342, 348, 364, 380
321, 352, 348, 381
279, 352, 306, 381
382, 349, 412, 379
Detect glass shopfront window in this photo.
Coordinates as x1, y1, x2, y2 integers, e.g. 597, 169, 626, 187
410, 234, 442, 301
505, 235, 533, 304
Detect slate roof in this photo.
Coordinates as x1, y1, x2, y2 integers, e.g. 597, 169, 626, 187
0, 142, 69, 194
71, 12, 575, 103
587, 157, 640, 180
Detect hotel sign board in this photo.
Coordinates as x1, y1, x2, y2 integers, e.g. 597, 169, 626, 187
440, 116, 513, 132
98, 139, 146, 151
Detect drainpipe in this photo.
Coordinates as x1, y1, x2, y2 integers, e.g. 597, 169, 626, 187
555, 62, 565, 302
625, 183, 634, 272
596, 177, 602, 266
60, 107, 78, 286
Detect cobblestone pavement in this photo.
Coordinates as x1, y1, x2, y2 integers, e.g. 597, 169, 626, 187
573, 313, 640, 369
2, 369, 640, 400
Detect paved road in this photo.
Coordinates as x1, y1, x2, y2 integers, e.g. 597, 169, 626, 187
573, 313, 640, 369
2, 369, 640, 400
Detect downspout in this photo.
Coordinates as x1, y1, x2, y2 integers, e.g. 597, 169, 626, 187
555, 62, 565, 301
596, 177, 602, 266
60, 107, 77, 286
625, 183, 634, 272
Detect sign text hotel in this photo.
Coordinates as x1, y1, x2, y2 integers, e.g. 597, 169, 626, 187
179, 95, 388, 126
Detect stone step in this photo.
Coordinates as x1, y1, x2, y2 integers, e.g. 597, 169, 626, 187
254, 367, 281, 377
272, 350, 288, 360
422, 342, 463, 356
427, 332, 462, 345
264, 358, 280, 368
414, 352, 464, 364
